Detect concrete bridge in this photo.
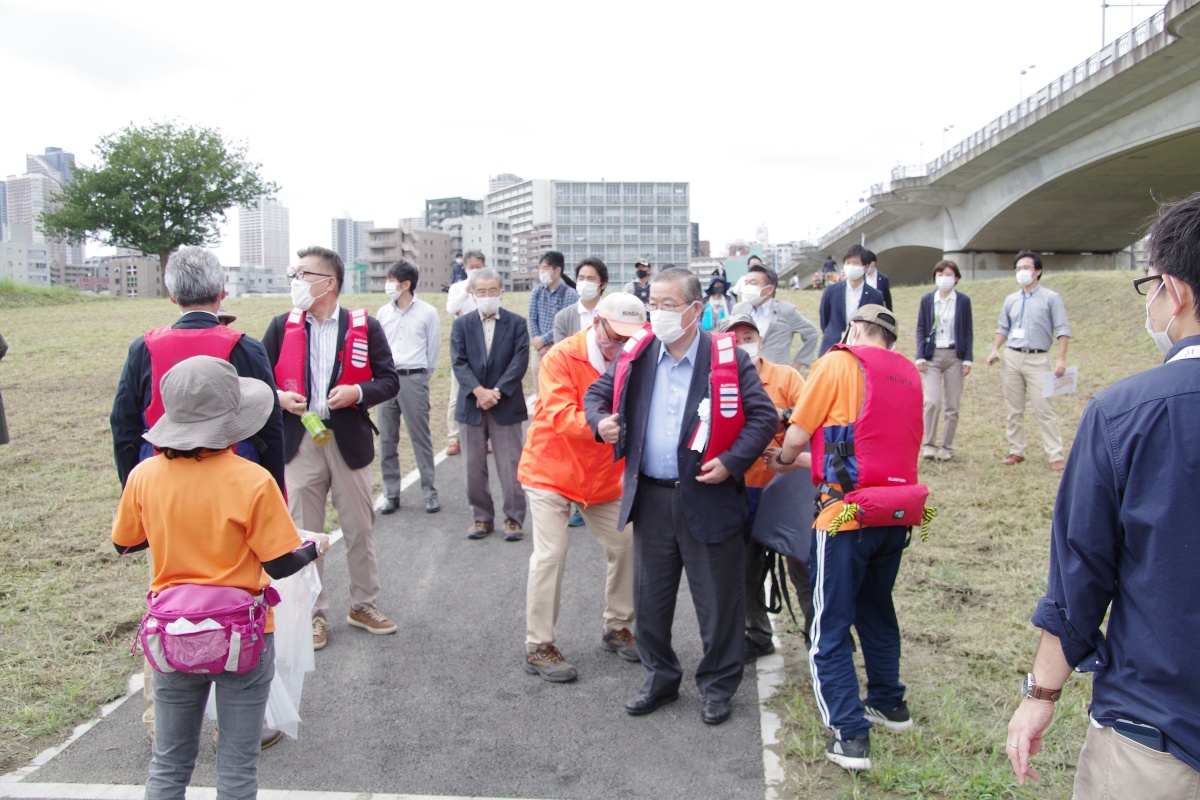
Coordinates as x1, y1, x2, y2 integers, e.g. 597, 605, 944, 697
790, 0, 1200, 285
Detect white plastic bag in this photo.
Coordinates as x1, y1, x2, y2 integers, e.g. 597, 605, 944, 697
205, 563, 322, 740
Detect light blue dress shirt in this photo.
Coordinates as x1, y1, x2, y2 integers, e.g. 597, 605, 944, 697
639, 333, 700, 480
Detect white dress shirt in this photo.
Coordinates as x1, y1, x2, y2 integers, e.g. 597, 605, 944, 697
576, 300, 597, 333
447, 280, 476, 317
377, 296, 441, 371
845, 281, 864, 323
480, 310, 498, 356
751, 298, 775, 339
934, 290, 957, 349
306, 304, 341, 420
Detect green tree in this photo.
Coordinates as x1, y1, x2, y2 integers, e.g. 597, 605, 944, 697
40, 121, 278, 271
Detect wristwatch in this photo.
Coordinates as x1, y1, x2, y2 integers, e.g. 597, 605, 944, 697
1021, 673, 1062, 702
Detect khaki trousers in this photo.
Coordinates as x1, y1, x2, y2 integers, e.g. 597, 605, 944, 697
446, 372, 460, 444
523, 487, 634, 651
922, 348, 965, 452
286, 430, 380, 619
1001, 348, 1064, 462
1074, 723, 1200, 800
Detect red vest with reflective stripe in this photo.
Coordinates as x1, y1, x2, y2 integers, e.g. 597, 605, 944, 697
143, 325, 243, 427
611, 327, 745, 462
809, 344, 922, 490
273, 308, 373, 402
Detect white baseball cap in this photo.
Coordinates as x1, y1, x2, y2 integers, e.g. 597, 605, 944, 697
596, 292, 649, 337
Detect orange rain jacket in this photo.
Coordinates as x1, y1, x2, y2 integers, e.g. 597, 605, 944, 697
517, 328, 625, 506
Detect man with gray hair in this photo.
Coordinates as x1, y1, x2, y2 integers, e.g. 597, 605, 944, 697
110, 244, 285, 744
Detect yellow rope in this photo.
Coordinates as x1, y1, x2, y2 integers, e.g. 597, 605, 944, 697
827, 503, 859, 537
825, 503, 938, 540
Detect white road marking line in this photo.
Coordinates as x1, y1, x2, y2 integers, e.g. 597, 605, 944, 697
0, 784, 563, 800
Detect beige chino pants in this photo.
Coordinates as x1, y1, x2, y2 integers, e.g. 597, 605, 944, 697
1074, 723, 1200, 799
523, 486, 634, 652
922, 348, 965, 452
286, 430, 381, 619
1001, 348, 1064, 462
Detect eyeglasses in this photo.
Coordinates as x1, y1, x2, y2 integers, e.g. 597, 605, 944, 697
1133, 275, 1164, 296
288, 270, 334, 283
599, 318, 631, 345
646, 301, 690, 312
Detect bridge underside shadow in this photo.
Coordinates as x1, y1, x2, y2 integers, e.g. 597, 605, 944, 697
968, 127, 1200, 252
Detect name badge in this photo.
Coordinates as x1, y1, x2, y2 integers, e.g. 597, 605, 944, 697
1011, 327, 1026, 340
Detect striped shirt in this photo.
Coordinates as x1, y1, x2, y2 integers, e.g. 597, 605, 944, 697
307, 305, 341, 420
996, 284, 1071, 351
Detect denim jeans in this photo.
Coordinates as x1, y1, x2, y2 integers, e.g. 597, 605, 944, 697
146, 634, 274, 800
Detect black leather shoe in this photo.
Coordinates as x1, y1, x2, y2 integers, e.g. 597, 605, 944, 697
744, 637, 776, 663
424, 491, 440, 514
625, 691, 679, 716
380, 496, 400, 515
702, 699, 732, 725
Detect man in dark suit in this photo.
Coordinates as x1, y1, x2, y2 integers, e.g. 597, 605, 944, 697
818, 245, 887, 356
864, 252, 893, 311
451, 267, 531, 541
263, 246, 400, 651
584, 269, 777, 726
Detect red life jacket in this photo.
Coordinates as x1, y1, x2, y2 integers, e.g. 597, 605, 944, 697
143, 325, 244, 427
809, 343, 922, 492
611, 327, 745, 462
273, 308, 373, 404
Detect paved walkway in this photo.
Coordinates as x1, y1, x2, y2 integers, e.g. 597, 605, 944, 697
1, 450, 788, 800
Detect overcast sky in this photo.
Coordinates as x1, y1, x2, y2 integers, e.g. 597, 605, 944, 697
0, 0, 1163, 266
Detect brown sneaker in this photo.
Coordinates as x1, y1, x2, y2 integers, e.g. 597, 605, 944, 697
468, 521, 494, 539
312, 616, 328, 651
446, 440, 461, 456
524, 645, 578, 682
602, 628, 641, 662
347, 605, 397, 635
504, 518, 524, 542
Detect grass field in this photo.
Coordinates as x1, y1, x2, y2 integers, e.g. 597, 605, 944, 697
0, 270, 1159, 797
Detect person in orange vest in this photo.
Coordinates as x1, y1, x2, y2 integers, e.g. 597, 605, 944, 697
519, 293, 650, 681
718, 315, 812, 659
262, 246, 400, 652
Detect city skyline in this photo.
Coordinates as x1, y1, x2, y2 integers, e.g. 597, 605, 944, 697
0, 1, 1158, 274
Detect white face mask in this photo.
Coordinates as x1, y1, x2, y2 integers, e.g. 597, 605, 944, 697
476, 295, 502, 316
650, 304, 695, 345
385, 281, 402, 300
1145, 277, 1178, 355
538, 270, 554, 286
741, 284, 770, 306
1016, 269, 1035, 288
577, 280, 601, 301
291, 277, 331, 312
844, 264, 866, 282
738, 342, 760, 360
935, 275, 956, 293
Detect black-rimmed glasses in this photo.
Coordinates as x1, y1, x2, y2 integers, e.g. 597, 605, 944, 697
288, 270, 334, 283
1133, 275, 1164, 296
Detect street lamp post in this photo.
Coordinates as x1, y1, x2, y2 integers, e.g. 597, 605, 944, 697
1018, 65, 1036, 105
1100, 3, 1161, 47
942, 124, 955, 150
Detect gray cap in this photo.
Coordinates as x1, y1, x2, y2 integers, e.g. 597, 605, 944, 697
144, 356, 273, 451
849, 304, 898, 336
719, 313, 759, 334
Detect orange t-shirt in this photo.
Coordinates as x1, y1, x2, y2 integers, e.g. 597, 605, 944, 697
744, 359, 805, 489
112, 450, 303, 632
789, 349, 866, 531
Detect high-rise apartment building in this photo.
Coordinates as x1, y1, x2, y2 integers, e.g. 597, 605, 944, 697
0, 181, 7, 241
442, 216, 512, 287
331, 216, 374, 268
425, 197, 482, 231
550, 181, 691, 284
488, 173, 523, 194
362, 222, 453, 293
25, 147, 83, 264
4, 171, 68, 270
485, 179, 552, 286
238, 197, 290, 272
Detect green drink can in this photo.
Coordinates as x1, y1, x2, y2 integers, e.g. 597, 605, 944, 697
301, 411, 332, 445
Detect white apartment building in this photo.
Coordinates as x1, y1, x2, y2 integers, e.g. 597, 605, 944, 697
4, 171, 68, 270
238, 197, 290, 272
442, 215, 513, 287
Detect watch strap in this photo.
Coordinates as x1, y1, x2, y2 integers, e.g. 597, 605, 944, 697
1024, 673, 1062, 702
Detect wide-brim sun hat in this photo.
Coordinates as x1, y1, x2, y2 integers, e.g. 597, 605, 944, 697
144, 356, 274, 451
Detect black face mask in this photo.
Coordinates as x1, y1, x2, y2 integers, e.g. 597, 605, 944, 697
636, 269, 649, 278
